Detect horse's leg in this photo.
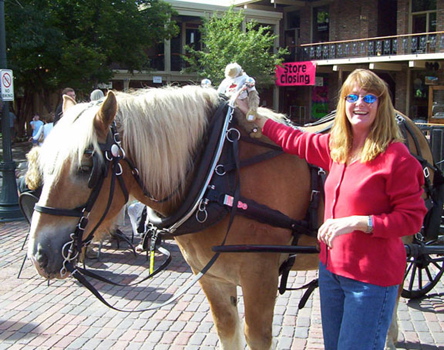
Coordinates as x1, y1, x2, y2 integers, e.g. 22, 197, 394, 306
386, 235, 412, 349
240, 257, 279, 350
199, 277, 245, 350
386, 285, 403, 350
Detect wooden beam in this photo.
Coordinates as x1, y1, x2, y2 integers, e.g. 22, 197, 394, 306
369, 62, 403, 71
409, 60, 426, 68
232, 0, 262, 6
333, 64, 368, 72
243, 3, 276, 10
316, 66, 333, 73
271, 0, 305, 5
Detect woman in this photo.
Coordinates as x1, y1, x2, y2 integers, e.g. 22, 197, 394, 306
249, 69, 427, 349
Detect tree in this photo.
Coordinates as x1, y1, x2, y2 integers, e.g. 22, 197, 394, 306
5, 0, 178, 134
183, 7, 288, 88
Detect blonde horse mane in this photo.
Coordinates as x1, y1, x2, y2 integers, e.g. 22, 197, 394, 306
37, 85, 221, 201
115, 85, 221, 199
25, 147, 43, 190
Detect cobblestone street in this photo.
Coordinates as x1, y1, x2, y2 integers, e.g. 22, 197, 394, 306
1, 217, 444, 349
1, 141, 444, 349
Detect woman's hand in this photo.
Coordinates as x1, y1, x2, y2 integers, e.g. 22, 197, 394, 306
317, 216, 369, 248
235, 96, 267, 128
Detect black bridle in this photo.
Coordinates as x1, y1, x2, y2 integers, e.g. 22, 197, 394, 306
34, 122, 139, 277
31, 104, 237, 312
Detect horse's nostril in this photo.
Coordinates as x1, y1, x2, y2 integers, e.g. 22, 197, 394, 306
35, 248, 49, 269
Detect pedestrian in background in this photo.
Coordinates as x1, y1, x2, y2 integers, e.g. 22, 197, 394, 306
32, 112, 54, 145
54, 87, 76, 125
90, 89, 104, 101
29, 114, 44, 146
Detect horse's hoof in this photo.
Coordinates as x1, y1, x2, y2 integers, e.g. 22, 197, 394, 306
385, 340, 398, 350
136, 244, 146, 253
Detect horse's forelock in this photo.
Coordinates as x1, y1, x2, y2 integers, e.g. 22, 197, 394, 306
40, 102, 102, 182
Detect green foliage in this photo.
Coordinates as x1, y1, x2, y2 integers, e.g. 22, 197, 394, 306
5, 0, 179, 97
183, 7, 288, 87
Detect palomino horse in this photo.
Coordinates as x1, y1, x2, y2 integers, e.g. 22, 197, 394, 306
26, 85, 433, 349
27, 86, 318, 350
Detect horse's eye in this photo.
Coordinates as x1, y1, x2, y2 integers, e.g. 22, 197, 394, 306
78, 165, 92, 175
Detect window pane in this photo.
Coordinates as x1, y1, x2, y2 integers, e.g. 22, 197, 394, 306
412, 0, 436, 12
429, 12, 437, 32
412, 14, 427, 33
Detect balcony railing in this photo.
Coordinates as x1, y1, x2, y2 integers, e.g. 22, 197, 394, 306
287, 31, 444, 62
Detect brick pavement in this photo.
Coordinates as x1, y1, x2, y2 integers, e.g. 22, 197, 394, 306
1, 141, 444, 349
1, 217, 444, 350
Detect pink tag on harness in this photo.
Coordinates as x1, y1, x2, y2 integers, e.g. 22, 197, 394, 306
223, 195, 248, 210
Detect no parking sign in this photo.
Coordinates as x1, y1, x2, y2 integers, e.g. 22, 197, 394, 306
0, 69, 14, 101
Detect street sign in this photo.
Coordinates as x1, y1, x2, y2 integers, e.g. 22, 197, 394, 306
0, 69, 14, 101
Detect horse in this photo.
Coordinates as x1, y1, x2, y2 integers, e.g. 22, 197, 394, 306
27, 86, 319, 350
26, 85, 434, 350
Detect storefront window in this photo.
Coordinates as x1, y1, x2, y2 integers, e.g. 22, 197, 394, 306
312, 75, 329, 120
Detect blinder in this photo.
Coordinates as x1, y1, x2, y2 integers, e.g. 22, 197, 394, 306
88, 150, 107, 189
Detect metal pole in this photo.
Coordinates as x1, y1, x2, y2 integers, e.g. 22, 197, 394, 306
0, 0, 22, 221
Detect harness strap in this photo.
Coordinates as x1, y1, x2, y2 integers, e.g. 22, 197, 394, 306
239, 134, 283, 151
214, 192, 310, 235
66, 250, 221, 312
279, 164, 325, 295
397, 115, 435, 196
306, 165, 326, 236
74, 245, 172, 287
71, 132, 243, 312
34, 205, 83, 217
65, 103, 243, 312
278, 234, 300, 295
220, 149, 284, 173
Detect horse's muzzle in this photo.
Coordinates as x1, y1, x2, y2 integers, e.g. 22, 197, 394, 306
28, 234, 72, 280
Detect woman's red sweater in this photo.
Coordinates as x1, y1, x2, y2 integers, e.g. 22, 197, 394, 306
263, 119, 427, 286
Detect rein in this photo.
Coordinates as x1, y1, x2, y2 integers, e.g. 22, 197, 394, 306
34, 102, 240, 312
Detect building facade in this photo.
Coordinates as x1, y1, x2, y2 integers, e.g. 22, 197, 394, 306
270, 0, 444, 125
110, 0, 444, 125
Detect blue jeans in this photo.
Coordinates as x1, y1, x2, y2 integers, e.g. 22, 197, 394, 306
319, 262, 398, 350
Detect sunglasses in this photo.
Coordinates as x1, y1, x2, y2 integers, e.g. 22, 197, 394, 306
345, 94, 378, 104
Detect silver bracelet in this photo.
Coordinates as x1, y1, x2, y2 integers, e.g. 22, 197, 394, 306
366, 215, 373, 234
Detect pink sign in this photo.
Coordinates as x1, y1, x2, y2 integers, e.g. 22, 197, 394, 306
275, 61, 316, 86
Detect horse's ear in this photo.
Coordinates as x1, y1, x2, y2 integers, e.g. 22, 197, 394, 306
94, 91, 117, 137
62, 94, 76, 113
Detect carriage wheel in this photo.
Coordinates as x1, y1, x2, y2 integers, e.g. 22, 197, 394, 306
402, 237, 444, 299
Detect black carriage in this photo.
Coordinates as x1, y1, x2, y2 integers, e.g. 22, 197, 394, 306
402, 123, 444, 299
